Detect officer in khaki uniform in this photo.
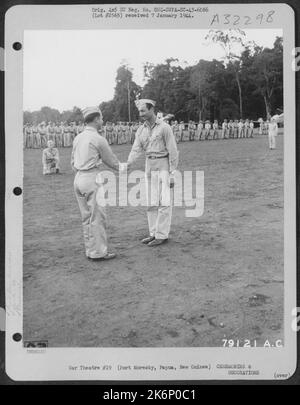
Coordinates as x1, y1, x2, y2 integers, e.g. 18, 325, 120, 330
127, 99, 179, 246
71, 107, 123, 261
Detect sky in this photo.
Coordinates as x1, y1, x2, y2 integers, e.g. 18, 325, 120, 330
23, 29, 282, 111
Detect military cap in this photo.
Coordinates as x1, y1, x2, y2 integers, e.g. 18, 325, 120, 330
135, 99, 156, 109
82, 106, 101, 119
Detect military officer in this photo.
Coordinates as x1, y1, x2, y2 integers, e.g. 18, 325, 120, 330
71, 106, 123, 261
127, 99, 179, 247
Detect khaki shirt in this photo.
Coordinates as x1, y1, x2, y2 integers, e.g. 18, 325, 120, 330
71, 126, 119, 172
268, 122, 278, 135
128, 118, 179, 172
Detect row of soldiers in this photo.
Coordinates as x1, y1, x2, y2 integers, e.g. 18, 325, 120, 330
172, 119, 256, 142
23, 118, 268, 149
23, 121, 140, 149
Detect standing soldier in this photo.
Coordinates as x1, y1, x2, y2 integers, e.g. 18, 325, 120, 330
54, 122, 63, 148
188, 120, 194, 141
204, 120, 211, 140
71, 106, 122, 261
228, 120, 234, 138
196, 120, 203, 141
212, 120, 219, 140
114, 122, 120, 145
258, 118, 263, 135
127, 99, 179, 246
63, 122, 71, 147
173, 121, 180, 143
69, 122, 76, 144
47, 121, 56, 144
24, 123, 33, 149
124, 122, 130, 143
31, 123, 40, 149
264, 119, 270, 136
179, 121, 185, 142
105, 122, 111, 144
23, 124, 27, 149
244, 119, 250, 138
221, 119, 228, 139
268, 117, 278, 149
249, 120, 254, 137
110, 123, 115, 145
38, 122, 47, 148
238, 119, 244, 138
233, 119, 238, 138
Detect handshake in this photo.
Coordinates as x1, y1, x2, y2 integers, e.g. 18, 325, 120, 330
119, 162, 128, 173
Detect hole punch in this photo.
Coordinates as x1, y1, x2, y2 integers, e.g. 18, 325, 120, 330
13, 187, 22, 196
12, 42, 22, 51
12, 333, 22, 342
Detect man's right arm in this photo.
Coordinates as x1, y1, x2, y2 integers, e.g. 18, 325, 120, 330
127, 128, 143, 167
98, 137, 120, 171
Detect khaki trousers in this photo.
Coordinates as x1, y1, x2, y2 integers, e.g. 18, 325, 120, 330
74, 170, 108, 259
145, 157, 172, 240
268, 133, 276, 149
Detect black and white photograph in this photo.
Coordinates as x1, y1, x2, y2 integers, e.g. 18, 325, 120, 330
4, 3, 297, 381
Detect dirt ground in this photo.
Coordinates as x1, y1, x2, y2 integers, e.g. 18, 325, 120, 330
23, 132, 284, 347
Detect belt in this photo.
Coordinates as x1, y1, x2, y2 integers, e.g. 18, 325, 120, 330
147, 155, 169, 160
77, 167, 100, 173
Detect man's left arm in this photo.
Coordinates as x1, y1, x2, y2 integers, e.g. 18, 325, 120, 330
163, 125, 179, 173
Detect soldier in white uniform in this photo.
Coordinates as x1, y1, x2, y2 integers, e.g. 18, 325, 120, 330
268, 117, 278, 149
127, 99, 179, 247
71, 107, 122, 261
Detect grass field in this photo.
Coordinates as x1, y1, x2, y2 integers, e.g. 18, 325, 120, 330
23, 133, 284, 347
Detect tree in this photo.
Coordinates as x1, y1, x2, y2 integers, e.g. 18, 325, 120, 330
68, 106, 83, 123
205, 29, 255, 118
247, 37, 283, 118
112, 64, 141, 122
142, 58, 183, 114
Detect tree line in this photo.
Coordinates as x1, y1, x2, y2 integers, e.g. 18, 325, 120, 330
24, 30, 283, 124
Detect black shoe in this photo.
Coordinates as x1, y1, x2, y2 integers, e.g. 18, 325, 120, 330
87, 253, 116, 261
147, 238, 168, 247
141, 236, 155, 244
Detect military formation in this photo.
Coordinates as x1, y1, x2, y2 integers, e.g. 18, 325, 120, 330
23, 117, 272, 149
